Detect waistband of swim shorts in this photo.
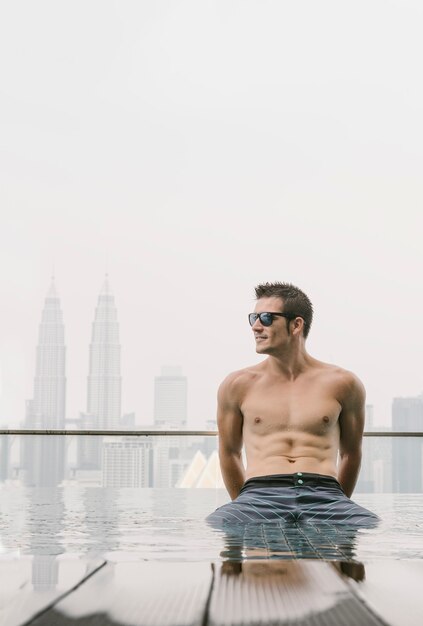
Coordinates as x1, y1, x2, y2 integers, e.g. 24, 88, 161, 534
239, 472, 344, 494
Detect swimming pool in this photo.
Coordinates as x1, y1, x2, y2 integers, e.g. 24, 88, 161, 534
1, 486, 422, 562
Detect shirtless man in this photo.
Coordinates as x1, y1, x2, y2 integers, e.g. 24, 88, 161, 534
207, 282, 378, 527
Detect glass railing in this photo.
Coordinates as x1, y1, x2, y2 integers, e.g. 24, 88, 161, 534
0, 430, 422, 493
0, 431, 219, 489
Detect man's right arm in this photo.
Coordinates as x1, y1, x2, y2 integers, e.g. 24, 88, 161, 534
217, 374, 245, 500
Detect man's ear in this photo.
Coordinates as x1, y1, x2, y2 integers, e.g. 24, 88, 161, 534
292, 317, 305, 336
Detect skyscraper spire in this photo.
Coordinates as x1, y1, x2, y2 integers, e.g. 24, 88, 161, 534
47, 273, 57, 298
100, 272, 111, 296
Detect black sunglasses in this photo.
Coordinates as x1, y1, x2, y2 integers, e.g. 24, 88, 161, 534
248, 312, 299, 327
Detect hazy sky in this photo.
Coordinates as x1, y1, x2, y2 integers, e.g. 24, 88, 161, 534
1, 1, 422, 427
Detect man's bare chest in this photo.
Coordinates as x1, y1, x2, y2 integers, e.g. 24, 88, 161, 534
240, 379, 342, 434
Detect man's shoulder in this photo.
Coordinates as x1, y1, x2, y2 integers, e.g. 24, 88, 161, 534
220, 363, 262, 386
218, 364, 262, 397
316, 361, 365, 405
314, 359, 362, 383
311, 359, 364, 397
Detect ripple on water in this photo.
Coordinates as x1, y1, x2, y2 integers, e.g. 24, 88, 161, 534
0, 487, 422, 561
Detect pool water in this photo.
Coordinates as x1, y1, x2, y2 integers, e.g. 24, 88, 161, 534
0, 487, 422, 562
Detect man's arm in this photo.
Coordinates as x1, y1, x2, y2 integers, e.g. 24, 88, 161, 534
217, 374, 245, 500
337, 374, 366, 498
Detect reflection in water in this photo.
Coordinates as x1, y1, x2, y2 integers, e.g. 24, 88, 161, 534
2, 488, 423, 563
83, 488, 121, 557
219, 558, 365, 583
209, 560, 375, 626
26, 488, 65, 590
22, 435, 65, 488
217, 521, 361, 562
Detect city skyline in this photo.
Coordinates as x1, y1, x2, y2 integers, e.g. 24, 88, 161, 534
7, 279, 216, 488
1, 278, 422, 492
0, 274, 422, 429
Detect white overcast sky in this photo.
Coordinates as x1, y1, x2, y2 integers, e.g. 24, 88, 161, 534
1, 0, 422, 428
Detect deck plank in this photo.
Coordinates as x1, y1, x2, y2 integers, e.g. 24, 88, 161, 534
208, 560, 387, 625
347, 560, 423, 626
0, 557, 105, 626
30, 561, 213, 626
7, 558, 421, 626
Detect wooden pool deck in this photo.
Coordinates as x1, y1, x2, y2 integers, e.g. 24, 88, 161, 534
2, 557, 423, 626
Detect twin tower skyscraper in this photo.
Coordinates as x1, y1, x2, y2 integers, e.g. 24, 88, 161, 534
23, 275, 121, 486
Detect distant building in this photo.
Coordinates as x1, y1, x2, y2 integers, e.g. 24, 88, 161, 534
87, 275, 122, 429
0, 432, 10, 481
151, 431, 185, 488
177, 450, 207, 488
102, 437, 153, 487
22, 278, 66, 487
392, 395, 423, 493
203, 419, 218, 458
152, 366, 188, 486
79, 276, 122, 471
178, 450, 225, 489
355, 405, 393, 493
154, 366, 187, 427
121, 412, 136, 429
148, 430, 214, 488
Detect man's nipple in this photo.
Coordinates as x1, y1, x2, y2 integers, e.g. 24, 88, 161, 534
323, 416, 330, 424
254, 416, 261, 424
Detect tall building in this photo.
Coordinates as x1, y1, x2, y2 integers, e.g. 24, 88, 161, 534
355, 405, 392, 493
392, 395, 423, 493
78, 275, 122, 470
23, 278, 66, 486
0, 432, 10, 481
154, 366, 187, 427
102, 436, 153, 487
153, 366, 188, 487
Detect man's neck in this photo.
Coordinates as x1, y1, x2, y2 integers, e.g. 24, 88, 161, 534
265, 348, 314, 380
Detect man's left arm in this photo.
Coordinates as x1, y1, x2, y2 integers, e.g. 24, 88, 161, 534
338, 374, 366, 498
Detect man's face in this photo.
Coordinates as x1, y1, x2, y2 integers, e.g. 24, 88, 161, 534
251, 297, 289, 355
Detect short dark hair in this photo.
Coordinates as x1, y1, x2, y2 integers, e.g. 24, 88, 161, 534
254, 282, 313, 338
